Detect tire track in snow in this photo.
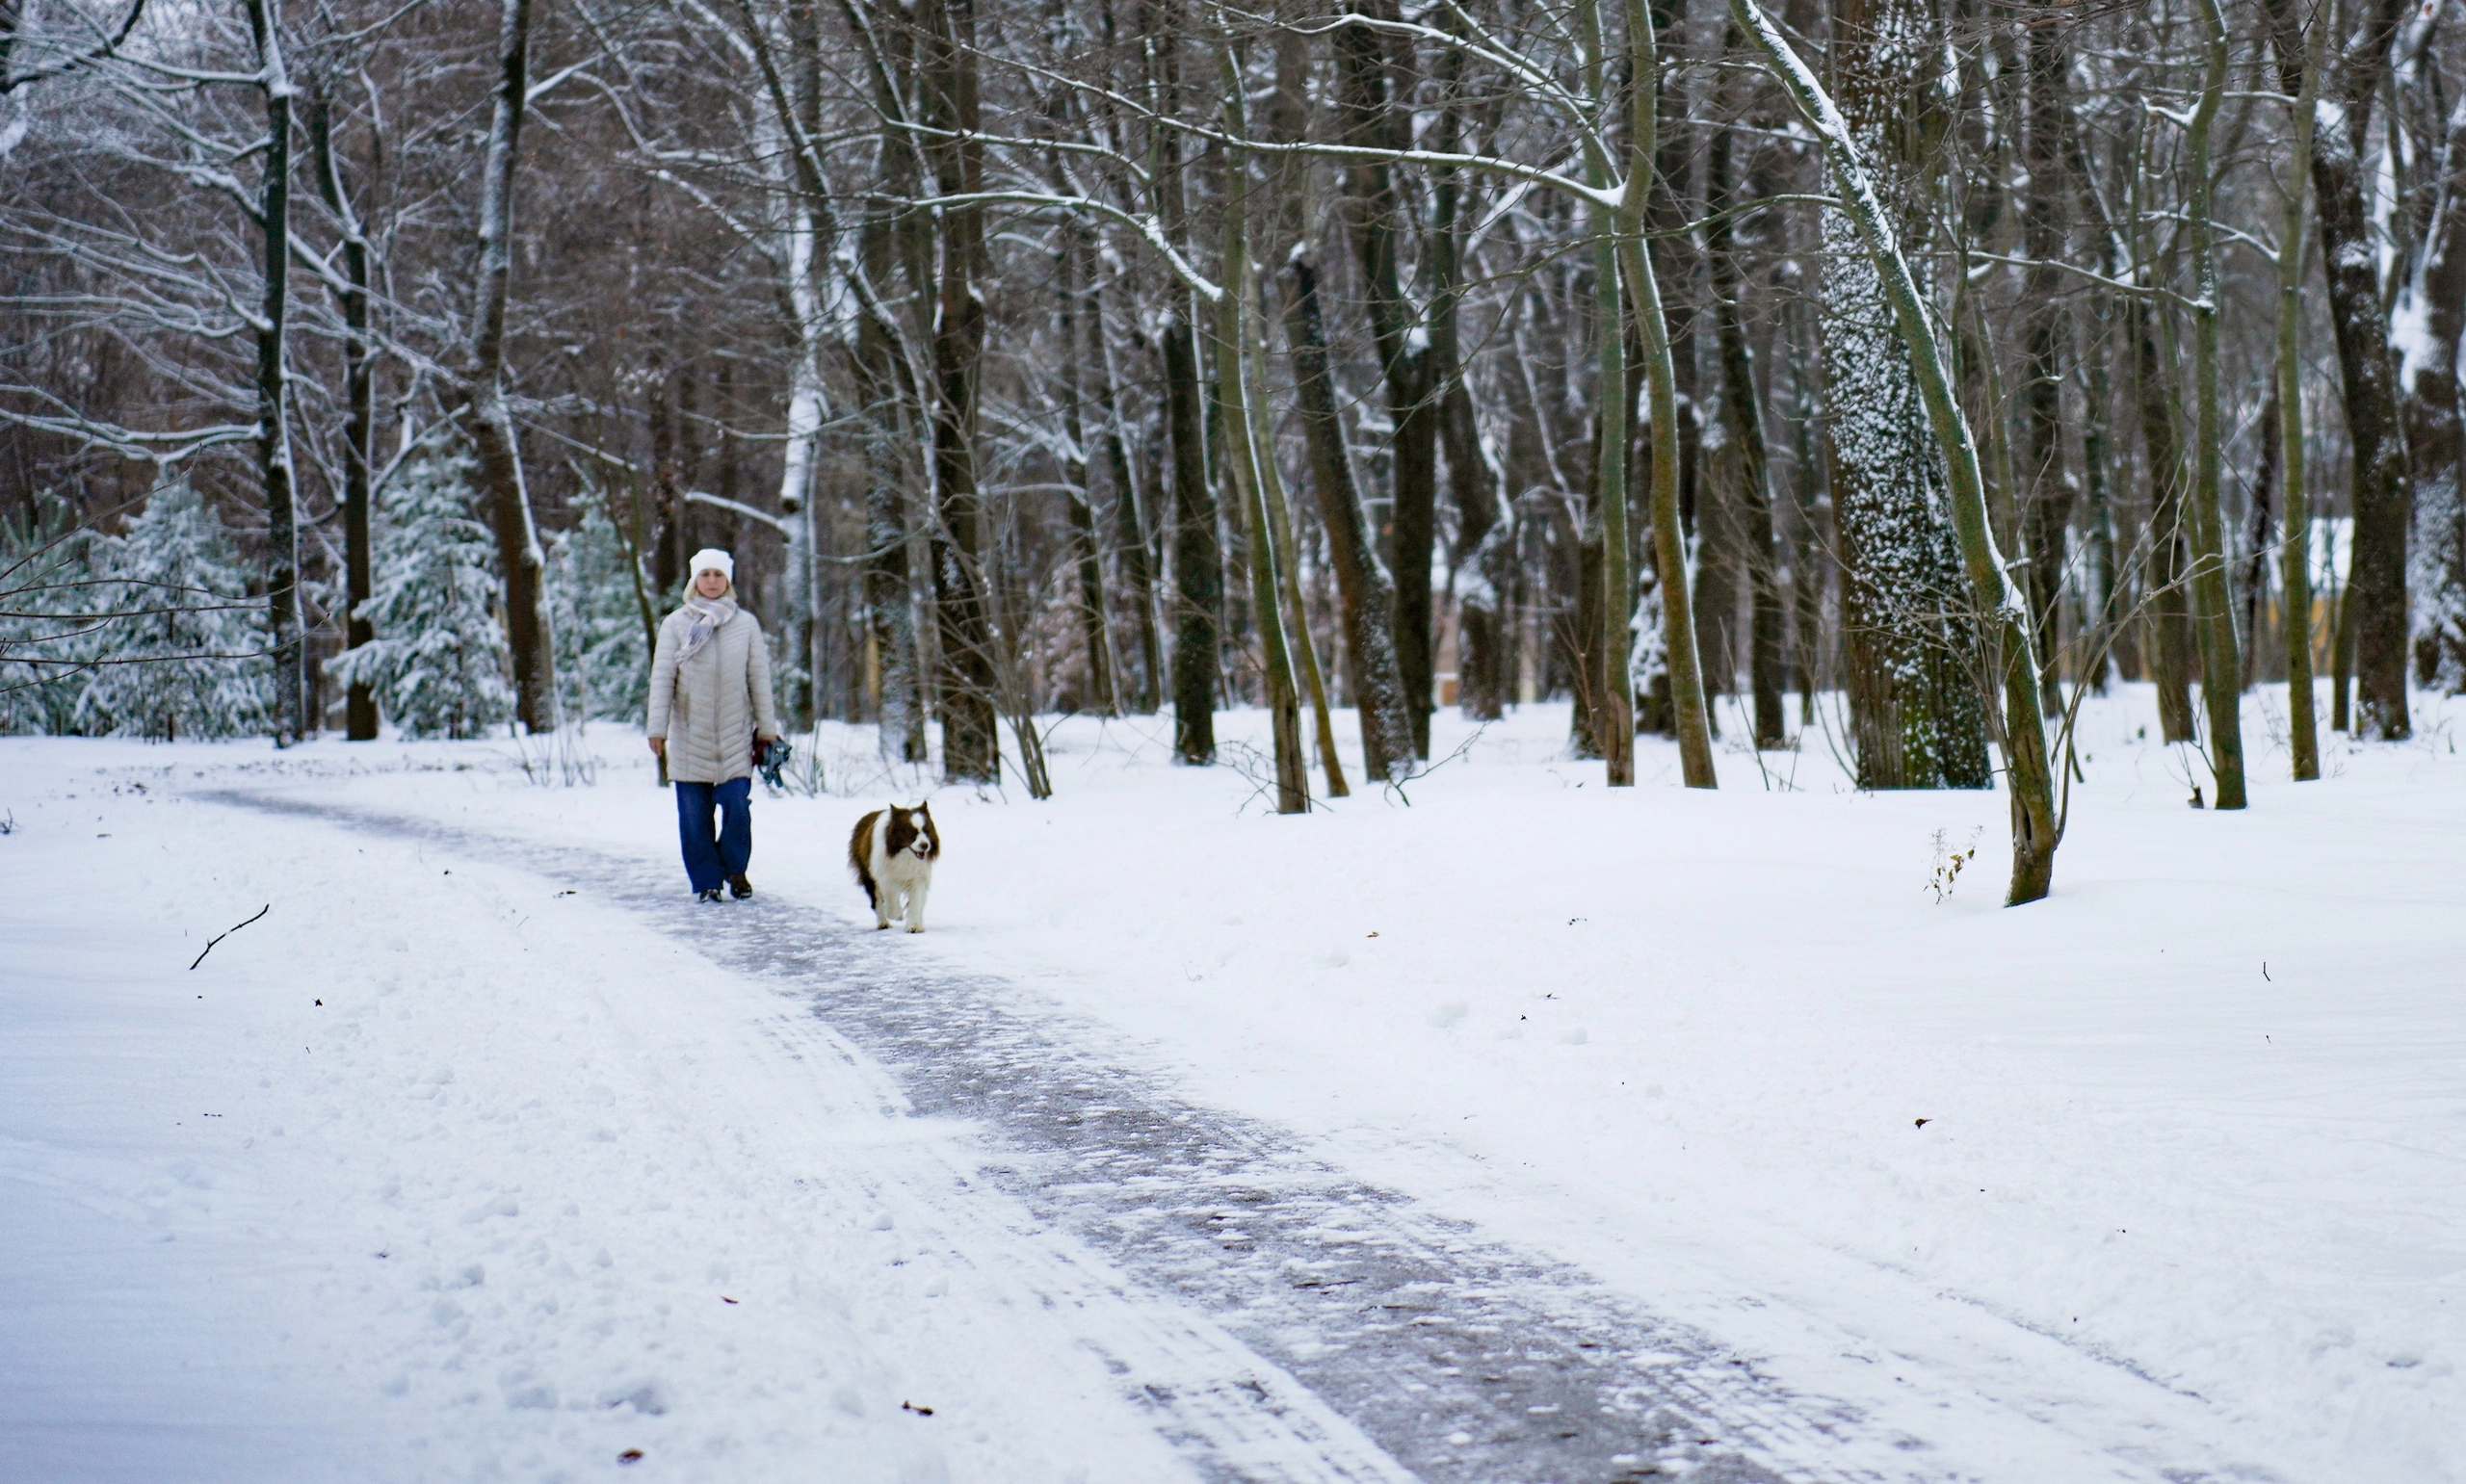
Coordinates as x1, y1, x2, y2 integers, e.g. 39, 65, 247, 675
739, 1003, 1407, 1484
203, 792, 2225, 1484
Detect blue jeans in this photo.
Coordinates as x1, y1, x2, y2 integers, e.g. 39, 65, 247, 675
673, 777, 751, 893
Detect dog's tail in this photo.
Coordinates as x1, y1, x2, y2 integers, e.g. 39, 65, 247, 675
849, 809, 881, 909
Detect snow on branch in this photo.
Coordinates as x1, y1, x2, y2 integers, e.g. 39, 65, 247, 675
0, 0, 151, 95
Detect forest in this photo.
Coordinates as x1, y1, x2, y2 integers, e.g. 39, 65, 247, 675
6, 0, 2466, 906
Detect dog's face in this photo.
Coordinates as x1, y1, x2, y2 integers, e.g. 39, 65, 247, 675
883, 804, 938, 862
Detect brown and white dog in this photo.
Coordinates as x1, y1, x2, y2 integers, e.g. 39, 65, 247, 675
849, 803, 939, 932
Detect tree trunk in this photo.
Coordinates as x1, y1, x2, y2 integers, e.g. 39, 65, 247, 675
2132, 295, 2197, 742
1253, 369, 1349, 798
244, 0, 300, 745
1429, 39, 1508, 725
1599, 0, 1716, 788
1229, 53, 1349, 797
1146, 12, 1216, 766
853, 210, 927, 763
2272, 0, 2323, 778
1163, 312, 1220, 765
1286, 252, 1415, 782
1213, 56, 1307, 813
2246, 391, 2279, 690
2307, 0, 2413, 740
1057, 211, 1120, 715
2079, 317, 2121, 693
2016, 13, 2073, 716
783, 0, 828, 724
460, 0, 555, 734
1445, 375, 1510, 722
306, 80, 374, 742
1654, 0, 1712, 724
1240, 271, 1347, 797
2184, 0, 2247, 808
1812, 0, 1989, 792
648, 355, 681, 597
1593, 206, 1637, 786
1732, 0, 2056, 903
2400, 88, 2466, 695
1094, 305, 1163, 713
1784, 285, 1829, 718
1706, 58, 1785, 748
918, 0, 999, 782
2333, 578, 2356, 729
1336, 7, 1437, 759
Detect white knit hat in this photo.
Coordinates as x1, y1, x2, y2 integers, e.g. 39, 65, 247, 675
688, 548, 735, 584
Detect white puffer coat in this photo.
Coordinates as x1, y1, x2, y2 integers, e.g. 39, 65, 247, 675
646, 602, 779, 784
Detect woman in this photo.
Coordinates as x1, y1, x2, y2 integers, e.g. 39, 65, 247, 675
646, 549, 780, 902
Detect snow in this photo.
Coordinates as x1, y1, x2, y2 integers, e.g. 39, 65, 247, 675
5, 688, 2463, 1482
1, 765, 1211, 1482
2390, 285, 2441, 385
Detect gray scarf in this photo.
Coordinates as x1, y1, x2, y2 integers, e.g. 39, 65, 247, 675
678, 591, 738, 664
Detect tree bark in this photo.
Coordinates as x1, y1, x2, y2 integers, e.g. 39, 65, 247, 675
2184, 0, 2247, 808
1336, 5, 1437, 759
2079, 320, 2121, 692
853, 211, 928, 763
1590, 217, 1637, 784
2273, 5, 2322, 777
1812, 0, 1989, 791
460, 0, 555, 734
1213, 50, 1306, 813
1147, 12, 1217, 766
2016, 13, 2072, 716
648, 353, 682, 596
1732, 0, 2056, 902
305, 77, 373, 742
837, 1, 931, 761
919, 0, 1000, 782
1287, 252, 1415, 782
1094, 299, 1164, 713
1163, 312, 1220, 764
1613, 0, 1716, 787
244, 0, 300, 745
2400, 87, 2466, 695
2306, 0, 2413, 740
1057, 210, 1120, 715
1653, 0, 1711, 720
2246, 391, 2279, 690
1252, 352, 1349, 798
1706, 53, 1785, 748
1783, 283, 1829, 717
1430, 39, 1508, 724
2132, 293, 2196, 742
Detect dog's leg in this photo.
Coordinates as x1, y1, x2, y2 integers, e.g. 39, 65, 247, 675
874, 886, 894, 930
904, 879, 929, 933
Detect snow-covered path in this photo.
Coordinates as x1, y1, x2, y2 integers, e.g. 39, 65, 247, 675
9, 694, 2455, 1483
212, 792, 1831, 1484
5, 772, 1229, 1483
123, 782, 2265, 1484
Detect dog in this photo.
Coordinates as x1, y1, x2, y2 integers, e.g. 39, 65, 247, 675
849, 802, 939, 932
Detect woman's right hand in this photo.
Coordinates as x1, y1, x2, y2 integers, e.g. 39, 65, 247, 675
648, 737, 666, 758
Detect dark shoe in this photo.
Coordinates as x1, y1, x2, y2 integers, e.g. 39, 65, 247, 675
727, 874, 753, 899
696, 886, 724, 903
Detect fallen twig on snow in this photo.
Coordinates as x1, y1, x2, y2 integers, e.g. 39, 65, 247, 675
188, 903, 269, 971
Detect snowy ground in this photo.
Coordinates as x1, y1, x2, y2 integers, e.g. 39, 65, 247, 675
3, 686, 2459, 1483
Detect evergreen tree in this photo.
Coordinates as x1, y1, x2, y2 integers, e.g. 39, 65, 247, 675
74, 483, 273, 741
546, 498, 652, 723
0, 497, 94, 736
328, 455, 513, 739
